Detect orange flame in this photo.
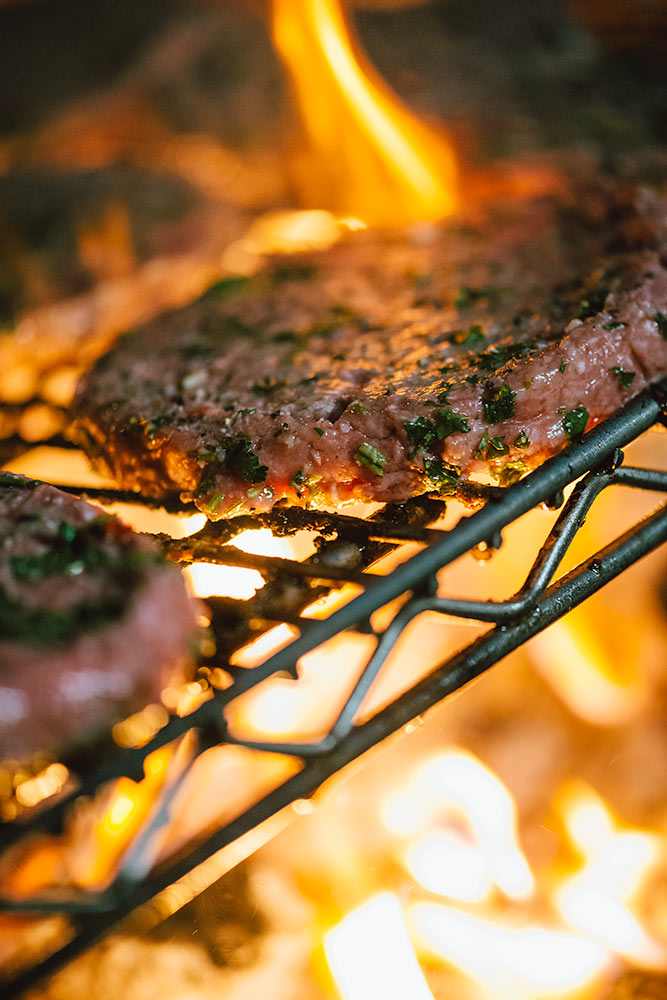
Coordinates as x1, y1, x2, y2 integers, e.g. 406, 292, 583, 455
271, 0, 458, 226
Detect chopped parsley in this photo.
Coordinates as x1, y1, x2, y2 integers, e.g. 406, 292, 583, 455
349, 400, 370, 415
404, 416, 435, 450
198, 275, 251, 301
1, 519, 160, 645
476, 342, 533, 372
655, 312, 667, 340
496, 461, 528, 486
435, 408, 471, 438
145, 415, 172, 439
0, 472, 35, 489
609, 366, 635, 388
603, 320, 625, 331
355, 443, 388, 477
455, 285, 497, 309
423, 458, 460, 493
559, 360, 568, 373
475, 430, 508, 459
483, 383, 516, 423
404, 408, 470, 451
576, 286, 608, 321
290, 470, 308, 493
562, 407, 589, 441
314, 427, 324, 437
224, 437, 268, 484
514, 430, 530, 449
454, 324, 486, 346
11, 521, 103, 582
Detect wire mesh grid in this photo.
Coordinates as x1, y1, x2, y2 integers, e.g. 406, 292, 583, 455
1, 378, 667, 996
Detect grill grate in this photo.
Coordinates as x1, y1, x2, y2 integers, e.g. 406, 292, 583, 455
1, 379, 667, 996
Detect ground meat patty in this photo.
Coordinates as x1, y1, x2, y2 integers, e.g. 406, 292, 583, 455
0, 473, 199, 759
73, 181, 667, 517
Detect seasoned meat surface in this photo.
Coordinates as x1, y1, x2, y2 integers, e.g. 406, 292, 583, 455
0, 473, 198, 759
74, 182, 667, 517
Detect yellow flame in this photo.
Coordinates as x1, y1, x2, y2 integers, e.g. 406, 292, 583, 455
409, 903, 608, 1000
325, 893, 435, 1000
553, 782, 665, 966
382, 750, 534, 902
271, 0, 457, 226
530, 617, 647, 725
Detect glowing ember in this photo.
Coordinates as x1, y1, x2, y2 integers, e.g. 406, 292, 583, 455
325, 893, 435, 1000
270, 0, 458, 225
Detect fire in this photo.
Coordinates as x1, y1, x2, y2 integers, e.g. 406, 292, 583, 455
382, 750, 534, 903
409, 905, 607, 1000
322, 750, 667, 1000
270, 0, 458, 225
553, 782, 665, 966
325, 893, 435, 1000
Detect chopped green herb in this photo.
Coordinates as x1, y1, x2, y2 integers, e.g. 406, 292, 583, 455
475, 430, 489, 458
603, 321, 625, 331
523, 379, 533, 389
247, 485, 269, 498
514, 430, 530, 449
455, 286, 496, 309
0, 472, 35, 489
145, 415, 172, 439
355, 442, 388, 477
198, 275, 250, 301
576, 286, 608, 321
609, 366, 636, 389
236, 408, 256, 419
205, 492, 225, 514
496, 461, 527, 486
487, 436, 509, 457
10, 520, 109, 582
290, 470, 308, 491
559, 360, 568, 373
314, 427, 324, 437
436, 383, 451, 404
404, 408, 470, 451
655, 312, 667, 340
454, 324, 486, 346
435, 408, 470, 439
476, 431, 508, 459
477, 342, 532, 372
349, 400, 369, 415
225, 437, 268, 484
404, 415, 436, 450
562, 407, 589, 441
423, 458, 460, 493
483, 383, 516, 423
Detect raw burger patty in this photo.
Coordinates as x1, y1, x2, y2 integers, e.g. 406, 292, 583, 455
73, 181, 667, 517
0, 473, 198, 759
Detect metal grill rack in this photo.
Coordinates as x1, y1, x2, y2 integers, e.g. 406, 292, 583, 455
2, 379, 667, 997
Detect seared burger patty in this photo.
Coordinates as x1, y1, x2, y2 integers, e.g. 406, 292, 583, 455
74, 182, 667, 517
0, 473, 198, 759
